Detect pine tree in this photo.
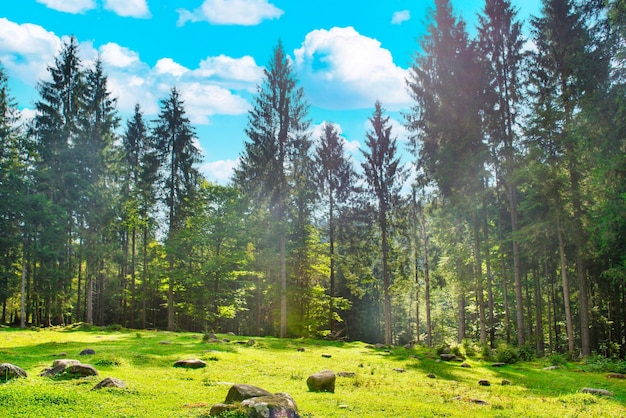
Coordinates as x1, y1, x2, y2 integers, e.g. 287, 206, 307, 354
234, 41, 310, 338
361, 101, 406, 345
153, 87, 201, 331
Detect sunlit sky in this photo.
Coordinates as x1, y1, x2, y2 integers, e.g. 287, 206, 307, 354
0, 0, 541, 184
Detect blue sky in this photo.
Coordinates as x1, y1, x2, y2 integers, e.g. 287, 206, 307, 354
0, 0, 540, 184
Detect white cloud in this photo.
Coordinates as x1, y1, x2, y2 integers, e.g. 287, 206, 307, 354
100, 43, 140, 68
200, 159, 238, 184
104, 0, 151, 18
179, 82, 250, 124
294, 27, 411, 110
195, 55, 263, 85
177, 0, 284, 26
155, 58, 189, 77
0, 18, 62, 84
391, 10, 411, 25
36, 0, 96, 14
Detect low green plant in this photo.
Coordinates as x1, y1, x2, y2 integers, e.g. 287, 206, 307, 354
495, 343, 520, 364
461, 339, 477, 357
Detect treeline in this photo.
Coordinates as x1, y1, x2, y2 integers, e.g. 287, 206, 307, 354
1, 0, 625, 357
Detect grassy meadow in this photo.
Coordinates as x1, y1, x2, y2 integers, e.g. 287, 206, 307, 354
1, 326, 625, 417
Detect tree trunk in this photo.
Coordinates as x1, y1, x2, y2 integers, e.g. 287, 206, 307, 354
535, 264, 545, 355
557, 218, 575, 354
420, 202, 432, 347
279, 231, 287, 338
510, 187, 524, 346
473, 211, 487, 345
329, 194, 335, 333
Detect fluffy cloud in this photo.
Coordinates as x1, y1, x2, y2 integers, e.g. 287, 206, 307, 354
391, 10, 411, 25
104, 0, 151, 18
36, 0, 96, 14
0, 19, 261, 125
177, 0, 284, 26
294, 27, 411, 110
100, 43, 140, 68
200, 159, 239, 184
0, 18, 62, 84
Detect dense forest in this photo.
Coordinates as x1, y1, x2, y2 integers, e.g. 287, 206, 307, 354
1, 0, 625, 358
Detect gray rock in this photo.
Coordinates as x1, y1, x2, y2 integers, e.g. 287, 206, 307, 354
225, 384, 273, 403
460, 363, 471, 368
581, 387, 613, 396
306, 370, 336, 393
67, 363, 98, 377
246, 339, 256, 346
40, 359, 81, 377
542, 365, 560, 371
491, 362, 507, 367
174, 359, 207, 368
92, 377, 126, 389
0, 363, 27, 382
470, 398, 489, 405
426, 373, 436, 379
440, 354, 456, 361
478, 379, 490, 386
241, 393, 300, 418
393, 368, 405, 373
321, 353, 332, 358
502, 379, 512, 385
209, 403, 240, 416
337, 371, 355, 378
80, 348, 96, 356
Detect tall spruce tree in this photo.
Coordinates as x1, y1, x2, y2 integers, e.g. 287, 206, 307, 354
361, 101, 405, 345
153, 87, 201, 332
234, 40, 310, 338
314, 122, 355, 333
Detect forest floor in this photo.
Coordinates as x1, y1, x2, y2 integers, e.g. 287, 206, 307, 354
0, 325, 624, 417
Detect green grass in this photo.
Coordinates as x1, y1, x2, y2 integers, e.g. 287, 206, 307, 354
1, 326, 624, 417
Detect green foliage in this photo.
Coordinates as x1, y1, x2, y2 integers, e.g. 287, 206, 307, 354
495, 343, 520, 364
462, 339, 477, 357
518, 344, 537, 362
583, 355, 626, 374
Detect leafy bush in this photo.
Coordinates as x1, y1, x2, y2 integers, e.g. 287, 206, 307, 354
584, 355, 626, 374
450, 344, 466, 360
546, 352, 568, 367
435, 343, 450, 355
495, 344, 520, 364
518, 344, 537, 362
481, 344, 492, 360
462, 339, 477, 357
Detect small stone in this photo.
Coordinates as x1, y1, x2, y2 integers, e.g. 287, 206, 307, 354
225, 384, 272, 403
606, 373, 625, 379
92, 377, 126, 390
307, 370, 336, 393
297, 347, 305, 352
337, 371, 355, 378
426, 373, 436, 379
159, 341, 171, 345
0, 363, 27, 382
441, 353, 456, 360
338, 404, 349, 409
321, 353, 332, 358
227, 332, 236, 336
246, 339, 256, 346
66, 363, 98, 377
222, 338, 230, 343
460, 363, 471, 368
478, 379, 491, 386
393, 368, 405, 373
173, 359, 207, 369
581, 387, 613, 396
491, 362, 506, 367
470, 398, 489, 405
542, 365, 560, 371
80, 348, 96, 356
501, 379, 512, 386
209, 403, 239, 416
374, 343, 386, 349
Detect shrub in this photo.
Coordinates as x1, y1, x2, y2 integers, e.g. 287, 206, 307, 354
518, 344, 537, 362
546, 352, 568, 367
462, 339, 477, 357
481, 344, 492, 360
450, 344, 466, 360
435, 343, 450, 355
495, 344, 520, 364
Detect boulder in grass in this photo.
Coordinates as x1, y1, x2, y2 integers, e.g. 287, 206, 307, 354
478, 379, 491, 386
225, 384, 273, 403
40, 359, 81, 377
93, 377, 126, 390
440, 354, 457, 361
0, 363, 27, 382
80, 348, 96, 356
241, 392, 300, 418
174, 359, 207, 369
581, 388, 613, 397
66, 364, 98, 377
209, 403, 240, 416
306, 370, 336, 393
